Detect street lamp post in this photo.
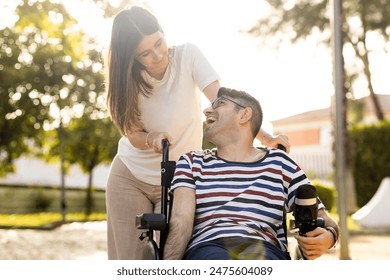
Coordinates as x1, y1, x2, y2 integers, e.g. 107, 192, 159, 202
330, 0, 350, 259
59, 117, 67, 223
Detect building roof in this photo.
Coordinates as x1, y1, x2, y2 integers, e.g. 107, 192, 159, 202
364, 94, 390, 113
272, 94, 390, 125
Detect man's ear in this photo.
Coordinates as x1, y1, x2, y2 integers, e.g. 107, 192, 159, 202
239, 107, 253, 124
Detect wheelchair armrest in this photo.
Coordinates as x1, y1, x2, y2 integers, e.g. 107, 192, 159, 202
136, 213, 166, 231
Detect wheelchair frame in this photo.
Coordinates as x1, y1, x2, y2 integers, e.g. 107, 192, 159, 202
136, 142, 322, 260
136, 139, 176, 259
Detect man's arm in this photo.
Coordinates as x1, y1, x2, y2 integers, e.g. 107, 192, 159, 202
295, 208, 340, 260
163, 187, 196, 260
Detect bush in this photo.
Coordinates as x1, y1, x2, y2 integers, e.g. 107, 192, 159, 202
312, 181, 335, 211
349, 120, 390, 207
32, 189, 52, 212
0, 184, 106, 214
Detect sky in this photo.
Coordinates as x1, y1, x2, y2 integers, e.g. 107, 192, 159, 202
63, 0, 336, 132
3, 0, 390, 131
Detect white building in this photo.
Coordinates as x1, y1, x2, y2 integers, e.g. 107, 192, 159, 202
271, 94, 390, 180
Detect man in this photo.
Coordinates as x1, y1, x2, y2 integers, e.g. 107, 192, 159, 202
163, 87, 339, 260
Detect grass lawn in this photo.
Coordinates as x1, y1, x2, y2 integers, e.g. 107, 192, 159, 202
0, 212, 106, 229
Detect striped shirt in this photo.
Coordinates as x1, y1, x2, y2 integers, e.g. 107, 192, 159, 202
171, 147, 324, 253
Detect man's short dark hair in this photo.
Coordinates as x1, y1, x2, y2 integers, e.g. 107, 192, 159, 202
217, 87, 262, 138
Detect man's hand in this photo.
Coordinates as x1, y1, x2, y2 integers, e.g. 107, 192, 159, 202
294, 227, 335, 260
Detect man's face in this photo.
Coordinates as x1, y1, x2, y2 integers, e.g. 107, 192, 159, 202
203, 96, 244, 143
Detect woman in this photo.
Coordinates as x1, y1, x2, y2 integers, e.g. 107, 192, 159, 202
105, 6, 290, 259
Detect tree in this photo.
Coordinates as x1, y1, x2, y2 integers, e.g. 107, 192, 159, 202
1, 0, 124, 218
0, 0, 89, 175
44, 114, 121, 216
248, 1, 373, 217
0, 27, 35, 175
248, 0, 389, 121
89, 0, 130, 18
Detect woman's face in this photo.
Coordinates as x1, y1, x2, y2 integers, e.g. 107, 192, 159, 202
135, 31, 169, 78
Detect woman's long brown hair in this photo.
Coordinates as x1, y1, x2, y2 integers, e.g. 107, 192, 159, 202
106, 7, 162, 136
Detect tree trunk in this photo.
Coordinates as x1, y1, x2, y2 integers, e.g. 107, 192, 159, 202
358, 0, 384, 121
85, 169, 94, 217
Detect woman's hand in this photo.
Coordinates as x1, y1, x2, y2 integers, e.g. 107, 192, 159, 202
146, 132, 174, 153
263, 134, 290, 153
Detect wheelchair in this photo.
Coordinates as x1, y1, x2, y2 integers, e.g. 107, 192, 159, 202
136, 141, 323, 260
136, 139, 176, 260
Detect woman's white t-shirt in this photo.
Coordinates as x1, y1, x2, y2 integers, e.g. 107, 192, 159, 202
117, 43, 220, 185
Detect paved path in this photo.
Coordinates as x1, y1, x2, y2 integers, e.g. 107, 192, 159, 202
1, 221, 389, 260
288, 233, 390, 260
0, 222, 107, 260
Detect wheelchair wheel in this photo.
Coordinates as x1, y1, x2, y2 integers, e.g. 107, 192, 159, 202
142, 239, 160, 260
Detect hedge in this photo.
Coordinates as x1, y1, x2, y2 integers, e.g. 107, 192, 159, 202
0, 184, 106, 214
349, 120, 390, 207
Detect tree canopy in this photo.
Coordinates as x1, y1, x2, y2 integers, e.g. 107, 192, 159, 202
0, 0, 121, 183
1, 0, 87, 175
248, 0, 389, 120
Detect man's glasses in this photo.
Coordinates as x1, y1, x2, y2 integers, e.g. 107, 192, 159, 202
209, 96, 246, 110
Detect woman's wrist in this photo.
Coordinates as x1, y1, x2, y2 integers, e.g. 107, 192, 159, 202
145, 132, 152, 147
261, 133, 270, 145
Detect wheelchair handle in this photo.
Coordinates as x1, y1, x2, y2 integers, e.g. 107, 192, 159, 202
162, 139, 169, 162
277, 144, 286, 152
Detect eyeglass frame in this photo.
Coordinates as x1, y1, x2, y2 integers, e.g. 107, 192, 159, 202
209, 96, 246, 110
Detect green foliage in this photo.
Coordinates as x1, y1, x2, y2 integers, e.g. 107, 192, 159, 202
0, 184, 107, 214
347, 98, 366, 124
349, 120, 390, 207
64, 116, 120, 172
0, 212, 106, 229
250, 0, 390, 47
0, 0, 108, 176
202, 121, 216, 150
52, 115, 120, 215
312, 181, 336, 211
249, 0, 329, 44
0, 0, 121, 218
0, 27, 37, 175
90, 0, 130, 18
32, 188, 52, 212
